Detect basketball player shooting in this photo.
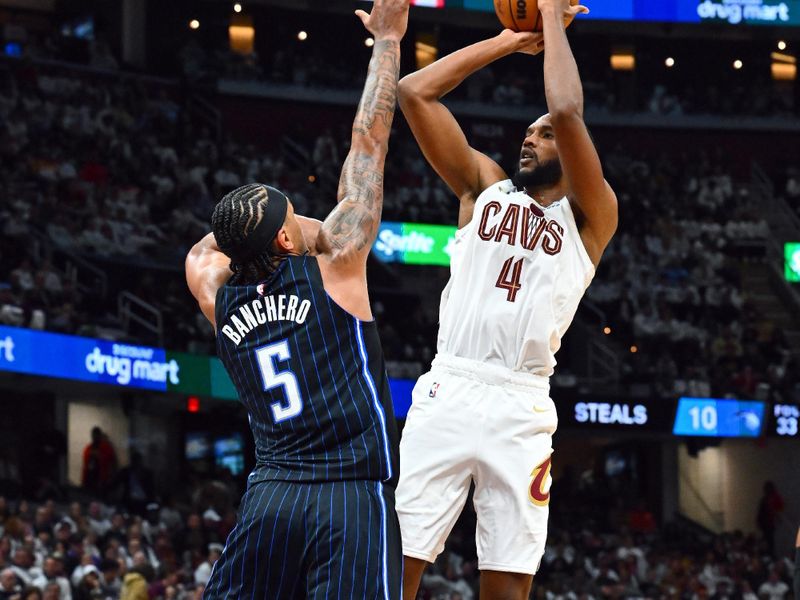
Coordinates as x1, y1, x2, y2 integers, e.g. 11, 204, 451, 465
185, 1, 409, 598
395, 0, 618, 598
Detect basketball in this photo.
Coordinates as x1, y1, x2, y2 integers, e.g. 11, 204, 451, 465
494, 0, 580, 31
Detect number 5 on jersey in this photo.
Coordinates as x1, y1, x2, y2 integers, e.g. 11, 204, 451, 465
496, 257, 524, 302
255, 340, 304, 422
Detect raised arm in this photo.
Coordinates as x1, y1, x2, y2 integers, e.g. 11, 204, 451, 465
185, 233, 232, 329
316, 0, 408, 264
398, 32, 541, 225
539, 0, 618, 264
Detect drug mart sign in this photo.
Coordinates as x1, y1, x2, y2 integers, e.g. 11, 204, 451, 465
0, 325, 236, 398
697, 0, 800, 25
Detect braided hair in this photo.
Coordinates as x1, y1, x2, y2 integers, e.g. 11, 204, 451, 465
211, 183, 284, 285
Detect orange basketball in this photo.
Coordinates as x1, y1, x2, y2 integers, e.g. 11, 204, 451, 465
494, 0, 580, 32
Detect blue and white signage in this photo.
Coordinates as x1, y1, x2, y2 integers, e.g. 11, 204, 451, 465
0, 325, 179, 391
673, 397, 766, 437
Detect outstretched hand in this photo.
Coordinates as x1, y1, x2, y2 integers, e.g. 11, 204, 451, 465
498, 3, 589, 54
355, 0, 410, 42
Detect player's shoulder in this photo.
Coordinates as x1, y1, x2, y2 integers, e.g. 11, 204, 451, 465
471, 151, 508, 199
477, 178, 517, 200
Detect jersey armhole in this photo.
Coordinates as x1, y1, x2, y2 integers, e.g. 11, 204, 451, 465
564, 199, 597, 276
309, 255, 377, 324
214, 285, 227, 330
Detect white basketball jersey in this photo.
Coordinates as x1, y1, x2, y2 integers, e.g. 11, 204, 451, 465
437, 179, 596, 377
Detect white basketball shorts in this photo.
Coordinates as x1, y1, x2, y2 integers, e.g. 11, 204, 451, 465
396, 354, 557, 575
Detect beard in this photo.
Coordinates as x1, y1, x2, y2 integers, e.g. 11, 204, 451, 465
512, 158, 563, 190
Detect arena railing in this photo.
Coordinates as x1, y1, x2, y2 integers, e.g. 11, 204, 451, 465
750, 162, 800, 352
29, 229, 108, 299
118, 291, 164, 347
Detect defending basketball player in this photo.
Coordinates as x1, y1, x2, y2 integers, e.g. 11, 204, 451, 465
395, 0, 617, 598
185, 1, 409, 598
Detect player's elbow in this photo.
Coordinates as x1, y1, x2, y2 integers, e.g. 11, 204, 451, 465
549, 103, 584, 124
398, 75, 433, 106
398, 75, 419, 100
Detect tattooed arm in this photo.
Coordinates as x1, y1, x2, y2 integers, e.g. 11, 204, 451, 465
316, 0, 408, 265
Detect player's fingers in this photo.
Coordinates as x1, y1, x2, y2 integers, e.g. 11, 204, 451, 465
354, 9, 370, 25
566, 4, 589, 14
514, 31, 538, 41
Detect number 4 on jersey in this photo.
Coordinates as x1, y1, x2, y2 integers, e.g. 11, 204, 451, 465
496, 257, 524, 302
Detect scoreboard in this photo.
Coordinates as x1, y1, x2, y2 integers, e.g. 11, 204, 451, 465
673, 397, 766, 437
770, 403, 800, 437
557, 396, 795, 438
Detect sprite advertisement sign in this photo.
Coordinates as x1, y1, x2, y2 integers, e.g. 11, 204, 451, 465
372, 222, 457, 266
786, 243, 800, 282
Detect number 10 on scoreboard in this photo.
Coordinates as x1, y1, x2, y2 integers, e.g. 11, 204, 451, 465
672, 397, 766, 438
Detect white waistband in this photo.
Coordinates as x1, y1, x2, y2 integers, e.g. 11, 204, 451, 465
431, 354, 550, 393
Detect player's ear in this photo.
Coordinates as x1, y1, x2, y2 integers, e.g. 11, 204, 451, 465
274, 228, 293, 253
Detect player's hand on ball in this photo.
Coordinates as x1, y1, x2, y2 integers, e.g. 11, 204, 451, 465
499, 30, 545, 55
538, 0, 589, 19
355, 0, 410, 42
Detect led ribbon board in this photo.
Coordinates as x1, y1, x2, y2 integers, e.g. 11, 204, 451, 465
560, 397, 677, 432
673, 397, 766, 437
0, 326, 417, 416
786, 243, 800, 282
770, 403, 799, 437
0, 325, 237, 398
450, 0, 800, 25
372, 222, 457, 266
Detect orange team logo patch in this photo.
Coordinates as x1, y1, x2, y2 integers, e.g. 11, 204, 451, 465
528, 456, 552, 506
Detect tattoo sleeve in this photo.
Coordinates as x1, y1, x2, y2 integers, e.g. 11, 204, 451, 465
320, 40, 401, 255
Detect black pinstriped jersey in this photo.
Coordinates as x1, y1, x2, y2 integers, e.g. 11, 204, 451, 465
215, 255, 399, 485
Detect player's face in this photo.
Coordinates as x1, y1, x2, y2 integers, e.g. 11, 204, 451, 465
516, 115, 563, 188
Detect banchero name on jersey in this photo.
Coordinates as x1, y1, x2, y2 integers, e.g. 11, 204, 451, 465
214, 255, 400, 485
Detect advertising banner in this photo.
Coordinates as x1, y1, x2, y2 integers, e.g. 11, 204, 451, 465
673, 397, 766, 437
372, 221, 457, 266
417, 0, 800, 25
786, 243, 800, 282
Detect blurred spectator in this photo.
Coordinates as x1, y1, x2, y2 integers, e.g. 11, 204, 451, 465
113, 453, 155, 517
87, 502, 111, 539
193, 544, 222, 586
31, 555, 71, 600
21, 587, 43, 600
756, 482, 785, 557
757, 570, 790, 600
81, 428, 117, 499
120, 566, 149, 600
0, 568, 21, 600
73, 564, 102, 600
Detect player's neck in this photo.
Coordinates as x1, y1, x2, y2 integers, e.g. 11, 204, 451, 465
523, 185, 566, 207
